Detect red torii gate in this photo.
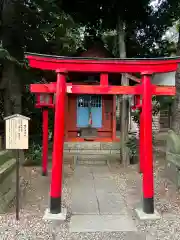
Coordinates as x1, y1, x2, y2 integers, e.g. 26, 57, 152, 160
27, 52, 177, 218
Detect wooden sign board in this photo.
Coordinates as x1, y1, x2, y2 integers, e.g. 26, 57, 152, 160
4, 114, 30, 150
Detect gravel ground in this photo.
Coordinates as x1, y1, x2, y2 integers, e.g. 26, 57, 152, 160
0, 157, 180, 240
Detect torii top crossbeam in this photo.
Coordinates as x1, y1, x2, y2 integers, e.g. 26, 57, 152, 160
26, 52, 180, 74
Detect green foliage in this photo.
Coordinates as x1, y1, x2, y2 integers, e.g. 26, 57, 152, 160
25, 142, 42, 166
21, 0, 83, 55
0, 46, 28, 67
126, 132, 138, 157
61, 0, 151, 31
61, 0, 179, 58
156, 96, 174, 110
127, 98, 160, 157
131, 97, 160, 125
131, 109, 141, 125
0, 0, 84, 142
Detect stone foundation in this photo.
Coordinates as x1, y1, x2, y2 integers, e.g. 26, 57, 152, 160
64, 142, 121, 165
166, 153, 180, 188
0, 158, 26, 213
166, 130, 180, 189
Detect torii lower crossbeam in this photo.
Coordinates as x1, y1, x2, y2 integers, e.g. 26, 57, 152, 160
30, 83, 175, 96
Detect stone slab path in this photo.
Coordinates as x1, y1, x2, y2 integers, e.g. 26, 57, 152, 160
70, 165, 137, 232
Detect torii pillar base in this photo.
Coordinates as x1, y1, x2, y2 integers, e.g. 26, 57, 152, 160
135, 207, 160, 220
43, 208, 67, 222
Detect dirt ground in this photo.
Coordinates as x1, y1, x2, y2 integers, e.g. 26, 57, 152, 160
0, 156, 180, 239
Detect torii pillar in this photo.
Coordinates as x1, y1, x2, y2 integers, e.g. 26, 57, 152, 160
135, 73, 160, 220
43, 69, 67, 221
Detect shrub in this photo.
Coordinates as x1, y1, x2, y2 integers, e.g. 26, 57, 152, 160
25, 142, 42, 166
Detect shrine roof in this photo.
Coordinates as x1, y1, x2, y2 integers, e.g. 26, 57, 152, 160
25, 52, 180, 61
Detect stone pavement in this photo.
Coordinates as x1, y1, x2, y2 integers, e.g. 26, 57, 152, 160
70, 165, 138, 233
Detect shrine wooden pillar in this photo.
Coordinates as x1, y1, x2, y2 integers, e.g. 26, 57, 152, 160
42, 108, 49, 176
134, 95, 143, 174
139, 100, 144, 174
50, 69, 66, 214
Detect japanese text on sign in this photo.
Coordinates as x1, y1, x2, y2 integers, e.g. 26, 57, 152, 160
4, 115, 30, 150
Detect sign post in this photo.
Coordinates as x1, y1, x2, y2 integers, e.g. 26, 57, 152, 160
4, 114, 30, 221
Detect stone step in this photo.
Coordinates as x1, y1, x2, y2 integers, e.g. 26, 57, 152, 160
76, 159, 108, 166
74, 153, 120, 166
64, 142, 120, 151
74, 155, 108, 166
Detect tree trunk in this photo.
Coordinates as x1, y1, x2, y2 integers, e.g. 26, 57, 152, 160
4, 89, 12, 117
1, 0, 23, 115
172, 29, 180, 134
1, 61, 13, 117
1, 0, 24, 161
117, 17, 129, 166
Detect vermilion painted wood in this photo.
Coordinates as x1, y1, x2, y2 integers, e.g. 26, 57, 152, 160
112, 95, 116, 141
42, 109, 48, 176
69, 85, 141, 95
35, 103, 55, 108
26, 54, 180, 73
50, 72, 66, 212
140, 108, 144, 174
30, 83, 139, 94
134, 95, 143, 174
100, 73, 109, 85
142, 75, 154, 213
65, 94, 69, 140
30, 83, 176, 96
102, 95, 113, 132
152, 86, 175, 95
67, 95, 77, 134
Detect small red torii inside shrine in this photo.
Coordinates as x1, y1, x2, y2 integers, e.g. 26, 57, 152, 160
27, 52, 178, 218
